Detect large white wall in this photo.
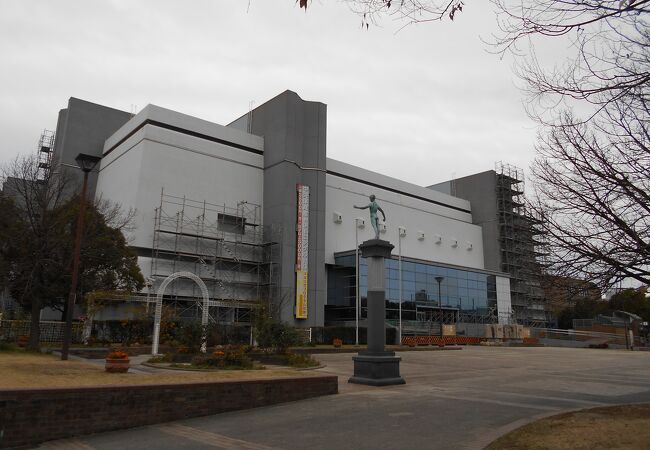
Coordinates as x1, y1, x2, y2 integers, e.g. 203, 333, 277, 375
95, 105, 265, 278
325, 159, 485, 269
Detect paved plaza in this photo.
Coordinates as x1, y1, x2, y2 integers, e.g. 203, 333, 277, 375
38, 346, 650, 450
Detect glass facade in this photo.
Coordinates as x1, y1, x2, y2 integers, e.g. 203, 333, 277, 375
326, 254, 498, 324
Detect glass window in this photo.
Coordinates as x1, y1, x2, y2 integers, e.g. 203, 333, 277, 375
403, 271, 415, 282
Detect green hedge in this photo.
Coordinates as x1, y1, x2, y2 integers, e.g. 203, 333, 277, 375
91, 320, 251, 347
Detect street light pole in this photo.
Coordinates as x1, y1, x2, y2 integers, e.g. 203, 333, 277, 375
398, 227, 405, 346
355, 218, 361, 346
435, 276, 444, 338
61, 153, 101, 361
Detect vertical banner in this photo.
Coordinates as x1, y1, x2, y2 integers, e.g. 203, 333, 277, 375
295, 184, 310, 319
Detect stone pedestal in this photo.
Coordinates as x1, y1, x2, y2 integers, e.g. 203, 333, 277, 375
349, 239, 405, 386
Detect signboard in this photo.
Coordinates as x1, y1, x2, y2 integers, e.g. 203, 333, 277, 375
295, 184, 310, 319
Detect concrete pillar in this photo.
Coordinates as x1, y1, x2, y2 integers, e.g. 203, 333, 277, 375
349, 239, 405, 386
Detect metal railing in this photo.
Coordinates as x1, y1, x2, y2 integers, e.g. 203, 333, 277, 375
0, 320, 83, 343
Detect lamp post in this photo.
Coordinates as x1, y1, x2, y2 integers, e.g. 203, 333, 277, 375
398, 232, 402, 345
435, 276, 444, 338
355, 218, 364, 346
61, 153, 101, 360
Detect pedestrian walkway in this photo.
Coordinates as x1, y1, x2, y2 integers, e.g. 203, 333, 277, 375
38, 346, 650, 450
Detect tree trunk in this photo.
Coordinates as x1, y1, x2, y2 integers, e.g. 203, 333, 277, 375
28, 298, 41, 351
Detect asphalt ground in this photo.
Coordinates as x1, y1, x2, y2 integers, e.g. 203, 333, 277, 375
37, 346, 650, 450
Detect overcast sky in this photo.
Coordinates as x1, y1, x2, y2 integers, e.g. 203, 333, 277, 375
0, 0, 551, 187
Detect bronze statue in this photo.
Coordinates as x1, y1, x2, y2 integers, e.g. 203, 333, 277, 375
354, 194, 386, 239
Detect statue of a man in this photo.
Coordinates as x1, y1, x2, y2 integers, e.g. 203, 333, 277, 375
354, 194, 386, 239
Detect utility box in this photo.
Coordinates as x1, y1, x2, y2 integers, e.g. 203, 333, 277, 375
442, 324, 456, 336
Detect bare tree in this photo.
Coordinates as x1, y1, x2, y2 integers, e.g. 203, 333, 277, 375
490, 1, 649, 124
529, 96, 649, 289
503, 2, 650, 288
298, 0, 466, 27
1, 154, 72, 349
1, 155, 144, 350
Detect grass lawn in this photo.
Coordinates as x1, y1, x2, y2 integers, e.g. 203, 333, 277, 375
0, 350, 320, 389
487, 404, 650, 450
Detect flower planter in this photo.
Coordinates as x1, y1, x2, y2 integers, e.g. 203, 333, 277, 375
105, 358, 130, 373
17, 335, 29, 348
333, 339, 343, 348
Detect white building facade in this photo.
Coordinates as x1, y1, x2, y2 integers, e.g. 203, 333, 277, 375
59, 91, 512, 330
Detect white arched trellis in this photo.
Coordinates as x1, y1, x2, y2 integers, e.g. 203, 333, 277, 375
151, 271, 210, 355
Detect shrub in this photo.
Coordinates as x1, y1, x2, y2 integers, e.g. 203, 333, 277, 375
175, 322, 207, 354
147, 354, 173, 363
255, 320, 301, 353
286, 353, 320, 368
0, 341, 19, 352
191, 346, 254, 369
92, 320, 155, 345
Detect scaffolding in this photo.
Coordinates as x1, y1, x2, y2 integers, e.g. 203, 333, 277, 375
495, 162, 549, 327
37, 129, 55, 180
150, 190, 281, 325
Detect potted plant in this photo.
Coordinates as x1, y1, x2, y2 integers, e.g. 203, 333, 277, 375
105, 350, 130, 373
17, 335, 29, 348
333, 338, 343, 348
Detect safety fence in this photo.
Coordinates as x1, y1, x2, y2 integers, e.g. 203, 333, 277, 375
0, 320, 83, 343
401, 335, 485, 346
530, 327, 643, 348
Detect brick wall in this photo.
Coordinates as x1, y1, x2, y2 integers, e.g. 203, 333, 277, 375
0, 376, 338, 449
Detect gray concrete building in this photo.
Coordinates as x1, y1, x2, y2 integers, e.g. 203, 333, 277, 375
429, 164, 550, 326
